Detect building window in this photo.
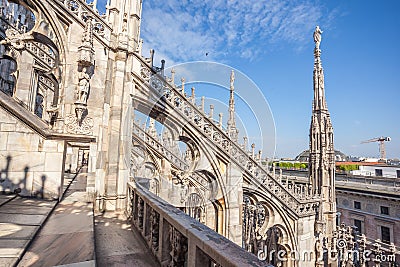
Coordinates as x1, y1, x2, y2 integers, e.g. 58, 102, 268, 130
34, 94, 44, 118
381, 226, 390, 243
397, 170, 400, 178
375, 169, 383, 176
380, 206, 389, 215
354, 219, 362, 234
354, 201, 361, 209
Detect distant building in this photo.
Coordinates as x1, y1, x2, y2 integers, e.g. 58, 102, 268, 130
295, 149, 348, 162
351, 164, 400, 178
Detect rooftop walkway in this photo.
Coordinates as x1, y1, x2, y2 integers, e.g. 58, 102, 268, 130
0, 194, 56, 266
17, 168, 94, 266
0, 168, 159, 267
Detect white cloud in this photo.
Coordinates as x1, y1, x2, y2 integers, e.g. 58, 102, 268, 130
140, 0, 338, 63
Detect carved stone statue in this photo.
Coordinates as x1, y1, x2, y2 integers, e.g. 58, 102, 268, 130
313, 26, 323, 49
77, 67, 90, 104
315, 232, 324, 265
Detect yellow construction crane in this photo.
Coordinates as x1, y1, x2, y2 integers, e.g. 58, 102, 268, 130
361, 136, 391, 160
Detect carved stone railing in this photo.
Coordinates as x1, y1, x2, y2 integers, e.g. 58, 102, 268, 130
0, 7, 55, 70
25, 42, 56, 69
131, 55, 320, 217
127, 181, 268, 267
54, 0, 111, 41
131, 121, 211, 191
132, 121, 189, 172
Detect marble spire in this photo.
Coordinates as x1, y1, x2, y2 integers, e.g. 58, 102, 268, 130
309, 26, 336, 260
227, 70, 238, 142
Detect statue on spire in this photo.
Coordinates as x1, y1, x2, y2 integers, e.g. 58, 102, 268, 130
313, 26, 323, 50
227, 70, 238, 142
230, 70, 235, 90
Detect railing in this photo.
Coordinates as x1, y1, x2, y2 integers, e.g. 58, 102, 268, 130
131, 55, 320, 217
127, 181, 268, 267
132, 122, 189, 172
131, 121, 214, 190
54, 0, 111, 42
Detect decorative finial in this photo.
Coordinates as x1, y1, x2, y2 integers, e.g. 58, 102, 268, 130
161, 60, 165, 76
170, 68, 175, 84
313, 26, 323, 50
230, 70, 235, 91
191, 87, 195, 104
137, 39, 143, 54
227, 70, 238, 141
209, 104, 214, 119
180, 77, 185, 95
243, 136, 248, 151
218, 113, 223, 127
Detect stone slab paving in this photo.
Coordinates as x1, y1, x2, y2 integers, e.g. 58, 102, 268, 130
18, 168, 96, 267
0, 224, 39, 239
94, 212, 160, 267
0, 195, 16, 206
0, 205, 53, 215
0, 197, 57, 267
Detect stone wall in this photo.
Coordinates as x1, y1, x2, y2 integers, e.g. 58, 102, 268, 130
0, 105, 65, 199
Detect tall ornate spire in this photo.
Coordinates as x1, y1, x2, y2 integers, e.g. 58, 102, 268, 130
227, 70, 238, 141
312, 25, 327, 112
309, 26, 336, 261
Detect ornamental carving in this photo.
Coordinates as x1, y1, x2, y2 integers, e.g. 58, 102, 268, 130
78, 17, 95, 66
150, 209, 160, 252
169, 226, 187, 267
65, 113, 93, 135
1, 28, 33, 50
242, 196, 267, 253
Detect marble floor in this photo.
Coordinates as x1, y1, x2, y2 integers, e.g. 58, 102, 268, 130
18, 169, 95, 267
94, 212, 160, 267
2, 168, 160, 267
0, 195, 57, 267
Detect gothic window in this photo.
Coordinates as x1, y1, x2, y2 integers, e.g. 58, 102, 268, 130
186, 193, 203, 223
0, 57, 16, 96
34, 93, 44, 118
0, 0, 36, 33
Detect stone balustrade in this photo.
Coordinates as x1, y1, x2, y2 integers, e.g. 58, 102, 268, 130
132, 121, 189, 171
127, 181, 269, 267
55, 0, 111, 41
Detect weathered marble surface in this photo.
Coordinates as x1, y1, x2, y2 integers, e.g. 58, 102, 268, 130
0, 195, 15, 206
95, 212, 160, 267
18, 170, 95, 267
0, 196, 57, 267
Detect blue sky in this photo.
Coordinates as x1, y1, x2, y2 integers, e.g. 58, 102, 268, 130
99, 0, 400, 159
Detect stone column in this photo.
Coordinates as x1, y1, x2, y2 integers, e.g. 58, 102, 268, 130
225, 162, 243, 245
